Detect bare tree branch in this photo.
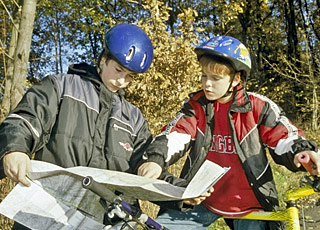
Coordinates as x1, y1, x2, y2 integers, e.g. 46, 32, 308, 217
0, 0, 20, 31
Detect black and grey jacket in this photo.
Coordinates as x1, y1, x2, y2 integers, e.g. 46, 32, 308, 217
0, 63, 152, 174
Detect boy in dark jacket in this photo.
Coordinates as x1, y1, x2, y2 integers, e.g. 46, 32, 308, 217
0, 23, 161, 229
142, 36, 320, 230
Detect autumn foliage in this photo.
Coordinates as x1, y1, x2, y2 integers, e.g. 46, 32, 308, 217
0, 0, 320, 229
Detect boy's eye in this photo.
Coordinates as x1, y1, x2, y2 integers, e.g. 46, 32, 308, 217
128, 74, 136, 79
126, 74, 134, 79
211, 75, 225, 81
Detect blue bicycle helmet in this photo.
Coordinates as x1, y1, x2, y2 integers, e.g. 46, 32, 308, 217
195, 36, 251, 77
104, 23, 153, 73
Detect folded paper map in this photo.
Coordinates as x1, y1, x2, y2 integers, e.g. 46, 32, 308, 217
0, 160, 229, 229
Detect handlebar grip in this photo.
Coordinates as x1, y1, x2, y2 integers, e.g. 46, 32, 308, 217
297, 152, 315, 174
82, 176, 117, 202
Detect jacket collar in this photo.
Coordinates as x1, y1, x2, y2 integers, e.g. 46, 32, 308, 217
229, 84, 252, 113
67, 63, 100, 82
190, 84, 252, 113
67, 62, 126, 97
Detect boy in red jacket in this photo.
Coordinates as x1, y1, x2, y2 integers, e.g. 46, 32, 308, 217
140, 36, 320, 230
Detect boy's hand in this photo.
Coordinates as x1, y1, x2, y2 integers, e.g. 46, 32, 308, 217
137, 162, 162, 179
294, 151, 320, 176
183, 186, 214, 206
3, 151, 32, 186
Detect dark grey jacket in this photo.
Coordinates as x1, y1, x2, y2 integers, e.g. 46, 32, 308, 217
0, 63, 152, 175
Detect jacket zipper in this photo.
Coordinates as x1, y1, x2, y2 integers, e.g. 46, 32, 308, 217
113, 123, 134, 137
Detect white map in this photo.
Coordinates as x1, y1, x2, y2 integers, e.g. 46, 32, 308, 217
0, 160, 229, 230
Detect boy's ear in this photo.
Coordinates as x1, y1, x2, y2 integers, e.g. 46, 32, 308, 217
100, 55, 107, 66
232, 72, 241, 87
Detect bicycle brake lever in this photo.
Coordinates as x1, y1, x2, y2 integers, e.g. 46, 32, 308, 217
300, 175, 320, 192
312, 176, 320, 192
300, 176, 309, 186
300, 175, 314, 186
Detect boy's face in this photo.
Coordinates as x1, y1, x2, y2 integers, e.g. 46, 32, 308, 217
100, 57, 137, 92
201, 65, 239, 102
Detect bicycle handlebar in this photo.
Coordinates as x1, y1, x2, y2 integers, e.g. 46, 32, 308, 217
82, 176, 118, 201
82, 176, 166, 230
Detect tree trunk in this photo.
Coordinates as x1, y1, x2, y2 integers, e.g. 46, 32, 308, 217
0, 2, 37, 228
52, 14, 59, 74
0, 2, 22, 123
1, 0, 37, 121
286, 0, 299, 63
312, 85, 318, 130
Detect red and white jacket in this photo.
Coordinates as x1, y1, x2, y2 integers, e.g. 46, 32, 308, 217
146, 85, 318, 216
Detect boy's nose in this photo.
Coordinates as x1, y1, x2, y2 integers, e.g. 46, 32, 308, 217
117, 75, 126, 85
205, 79, 214, 87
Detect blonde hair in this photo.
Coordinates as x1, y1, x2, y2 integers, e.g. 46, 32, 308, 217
199, 55, 235, 78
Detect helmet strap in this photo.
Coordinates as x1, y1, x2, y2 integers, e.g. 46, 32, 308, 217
221, 72, 237, 98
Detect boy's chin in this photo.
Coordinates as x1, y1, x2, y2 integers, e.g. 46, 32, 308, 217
204, 93, 217, 101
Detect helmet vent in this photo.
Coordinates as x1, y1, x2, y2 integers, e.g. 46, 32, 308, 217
140, 53, 147, 68
126, 47, 135, 62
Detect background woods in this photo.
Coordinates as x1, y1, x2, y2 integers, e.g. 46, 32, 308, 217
0, 0, 320, 229
1, 0, 319, 128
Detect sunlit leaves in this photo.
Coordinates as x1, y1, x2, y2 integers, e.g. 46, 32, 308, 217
125, 1, 201, 134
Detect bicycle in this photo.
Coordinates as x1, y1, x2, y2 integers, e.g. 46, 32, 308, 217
82, 175, 167, 230
82, 152, 319, 230
221, 175, 320, 230
83, 175, 319, 230
223, 153, 320, 230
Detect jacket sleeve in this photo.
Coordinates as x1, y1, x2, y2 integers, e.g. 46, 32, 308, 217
143, 100, 198, 169
256, 96, 318, 172
0, 75, 61, 161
